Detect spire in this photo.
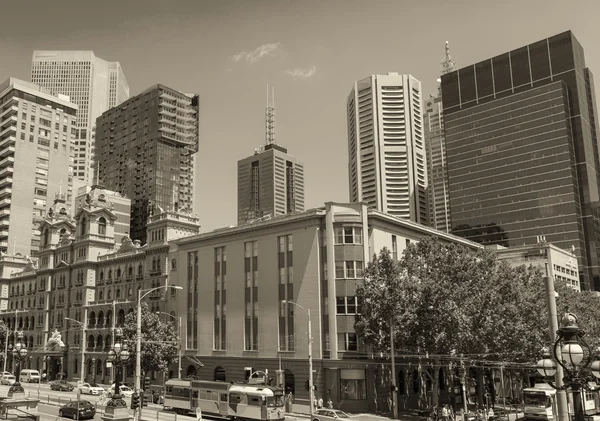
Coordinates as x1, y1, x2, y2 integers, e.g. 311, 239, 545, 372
438, 41, 456, 95
440, 41, 455, 76
265, 85, 275, 146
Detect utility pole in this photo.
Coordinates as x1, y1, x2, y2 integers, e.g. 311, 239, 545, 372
178, 316, 182, 378
460, 355, 468, 416
544, 263, 569, 421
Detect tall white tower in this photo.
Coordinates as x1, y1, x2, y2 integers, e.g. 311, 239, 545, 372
31, 51, 130, 184
347, 73, 427, 223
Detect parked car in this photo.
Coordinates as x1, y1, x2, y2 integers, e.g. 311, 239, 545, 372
19, 369, 40, 383
107, 384, 134, 397
79, 383, 105, 395
312, 409, 352, 421
58, 400, 96, 420
0, 371, 11, 377
0, 375, 15, 385
50, 379, 75, 392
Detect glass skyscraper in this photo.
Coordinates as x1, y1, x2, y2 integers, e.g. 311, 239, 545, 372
441, 31, 600, 291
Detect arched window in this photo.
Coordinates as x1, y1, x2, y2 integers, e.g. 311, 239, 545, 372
59, 228, 66, 241
152, 259, 156, 272
81, 217, 87, 236
116, 268, 121, 278
108, 270, 112, 280
128, 267, 133, 278
99, 271, 104, 281
116, 289, 121, 299
96, 359, 103, 375
171, 259, 177, 270
99, 290, 104, 300
98, 217, 107, 235
43, 229, 49, 246
138, 264, 143, 276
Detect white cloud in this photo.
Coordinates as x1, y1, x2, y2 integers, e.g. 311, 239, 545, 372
285, 64, 317, 79
232, 43, 282, 64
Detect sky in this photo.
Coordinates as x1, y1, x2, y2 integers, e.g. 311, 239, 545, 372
2, 0, 600, 231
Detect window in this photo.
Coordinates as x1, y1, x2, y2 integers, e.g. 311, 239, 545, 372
98, 217, 106, 235
335, 261, 364, 279
340, 370, 366, 400
244, 241, 259, 351
336, 296, 358, 314
334, 226, 363, 244
392, 235, 398, 260
214, 247, 226, 351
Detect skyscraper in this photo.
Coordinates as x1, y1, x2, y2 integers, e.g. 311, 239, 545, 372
424, 42, 456, 233
347, 73, 427, 223
0, 77, 77, 256
441, 30, 600, 291
31, 51, 130, 184
95, 84, 199, 244
237, 88, 305, 224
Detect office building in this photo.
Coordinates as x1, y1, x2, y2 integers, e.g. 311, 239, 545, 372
95, 84, 199, 244
347, 73, 427, 223
168, 202, 481, 413
488, 238, 580, 291
31, 51, 130, 184
74, 184, 131, 246
0, 77, 77, 256
441, 30, 600, 291
0, 187, 201, 383
237, 144, 305, 224
424, 42, 455, 233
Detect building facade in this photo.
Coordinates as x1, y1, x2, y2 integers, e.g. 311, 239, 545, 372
441, 31, 600, 291
31, 51, 130, 184
424, 43, 455, 233
347, 73, 427, 223
168, 202, 481, 413
74, 185, 131, 246
95, 84, 200, 244
237, 144, 305, 225
488, 239, 580, 291
0, 77, 77, 257
0, 185, 200, 384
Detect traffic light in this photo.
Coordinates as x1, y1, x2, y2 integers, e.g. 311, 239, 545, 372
390, 385, 397, 392
131, 393, 140, 410
305, 380, 309, 391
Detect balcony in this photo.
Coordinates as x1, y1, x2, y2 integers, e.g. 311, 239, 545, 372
159, 91, 177, 101
159, 107, 176, 117
0, 156, 14, 169
0, 187, 11, 197
0, 105, 18, 119
159, 124, 176, 134
0, 135, 15, 149
0, 197, 10, 207
159, 98, 177, 109
0, 146, 14, 159
0, 208, 10, 217
0, 228, 8, 239
0, 177, 12, 188
0, 167, 13, 178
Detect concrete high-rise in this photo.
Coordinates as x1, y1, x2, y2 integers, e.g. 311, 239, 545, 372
237, 144, 305, 224
441, 31, 600, 291
347, 73, 427, 223
0, 77, 77, 256
424, 42, 456, 233
95, 84, 199, 244
31, 51, 130, 184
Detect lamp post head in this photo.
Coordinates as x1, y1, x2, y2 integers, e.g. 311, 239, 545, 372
114, 328, 123, 340
16, 331, 23, 340
537, 347, 557, 378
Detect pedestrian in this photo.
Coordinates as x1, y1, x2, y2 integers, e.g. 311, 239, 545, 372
318, 397, 323, 409
327, 398, 333, 409
441, 405, 449, 421
313, 397, 318, 410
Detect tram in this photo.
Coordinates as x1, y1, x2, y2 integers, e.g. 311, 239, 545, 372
164, 378, 285, 421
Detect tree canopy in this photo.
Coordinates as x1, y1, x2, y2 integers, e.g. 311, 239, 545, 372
355, 237, 600, 366
121, 303, 179, 374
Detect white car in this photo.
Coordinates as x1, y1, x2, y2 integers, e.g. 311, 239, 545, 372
107, 384, 134, 398
79, 383, 105, 395
0, 375, 16, 385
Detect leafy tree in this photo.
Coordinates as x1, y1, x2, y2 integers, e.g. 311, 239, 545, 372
356, 237, 552, 408
554, 278, 600, 350
121, 302, 179, 375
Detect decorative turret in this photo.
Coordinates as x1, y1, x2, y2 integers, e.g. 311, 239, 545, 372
437, 41, 456, 96
38, 193, 76, 250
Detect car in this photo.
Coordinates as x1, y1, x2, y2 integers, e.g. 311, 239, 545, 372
0, 375, 15, 385
312, 409, 352, 421
58, 400, 96, 420
79, 383, 105, 395
0, 371, 11, 377
50, 379, 75, 392
107, 384, 134, 398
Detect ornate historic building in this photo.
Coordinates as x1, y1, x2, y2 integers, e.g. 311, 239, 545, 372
0, 184, 200, 384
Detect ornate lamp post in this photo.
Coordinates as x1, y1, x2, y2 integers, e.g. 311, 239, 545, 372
10, 331, 28, 392
537, 313, 600, 421
106, 328, 130, 407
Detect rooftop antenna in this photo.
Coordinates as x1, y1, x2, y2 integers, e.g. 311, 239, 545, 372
59, 180, 62, 196
265, 84, 275, 146
437, 41, 456, 95
95, 163, 100, 186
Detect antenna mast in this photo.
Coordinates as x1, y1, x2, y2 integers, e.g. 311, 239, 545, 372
265, 85, 275, 145
438, 41, 456, 95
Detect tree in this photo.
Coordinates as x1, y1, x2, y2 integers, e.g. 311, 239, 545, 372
121, 303, 179, 375
356, 237, 552, 409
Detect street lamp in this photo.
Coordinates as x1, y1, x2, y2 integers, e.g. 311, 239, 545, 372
92, 357, 97, 385
135, 285, 183, 421
106, 328, 131, 408
65, 308, 87, 387
10, 331, 27, 392
155, 312, 182, 379
537, 313, 600, 421
282, 300, 314, 420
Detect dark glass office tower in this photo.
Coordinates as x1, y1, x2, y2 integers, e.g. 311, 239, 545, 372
96, 84, 199, 244
441, 31, 600, 291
